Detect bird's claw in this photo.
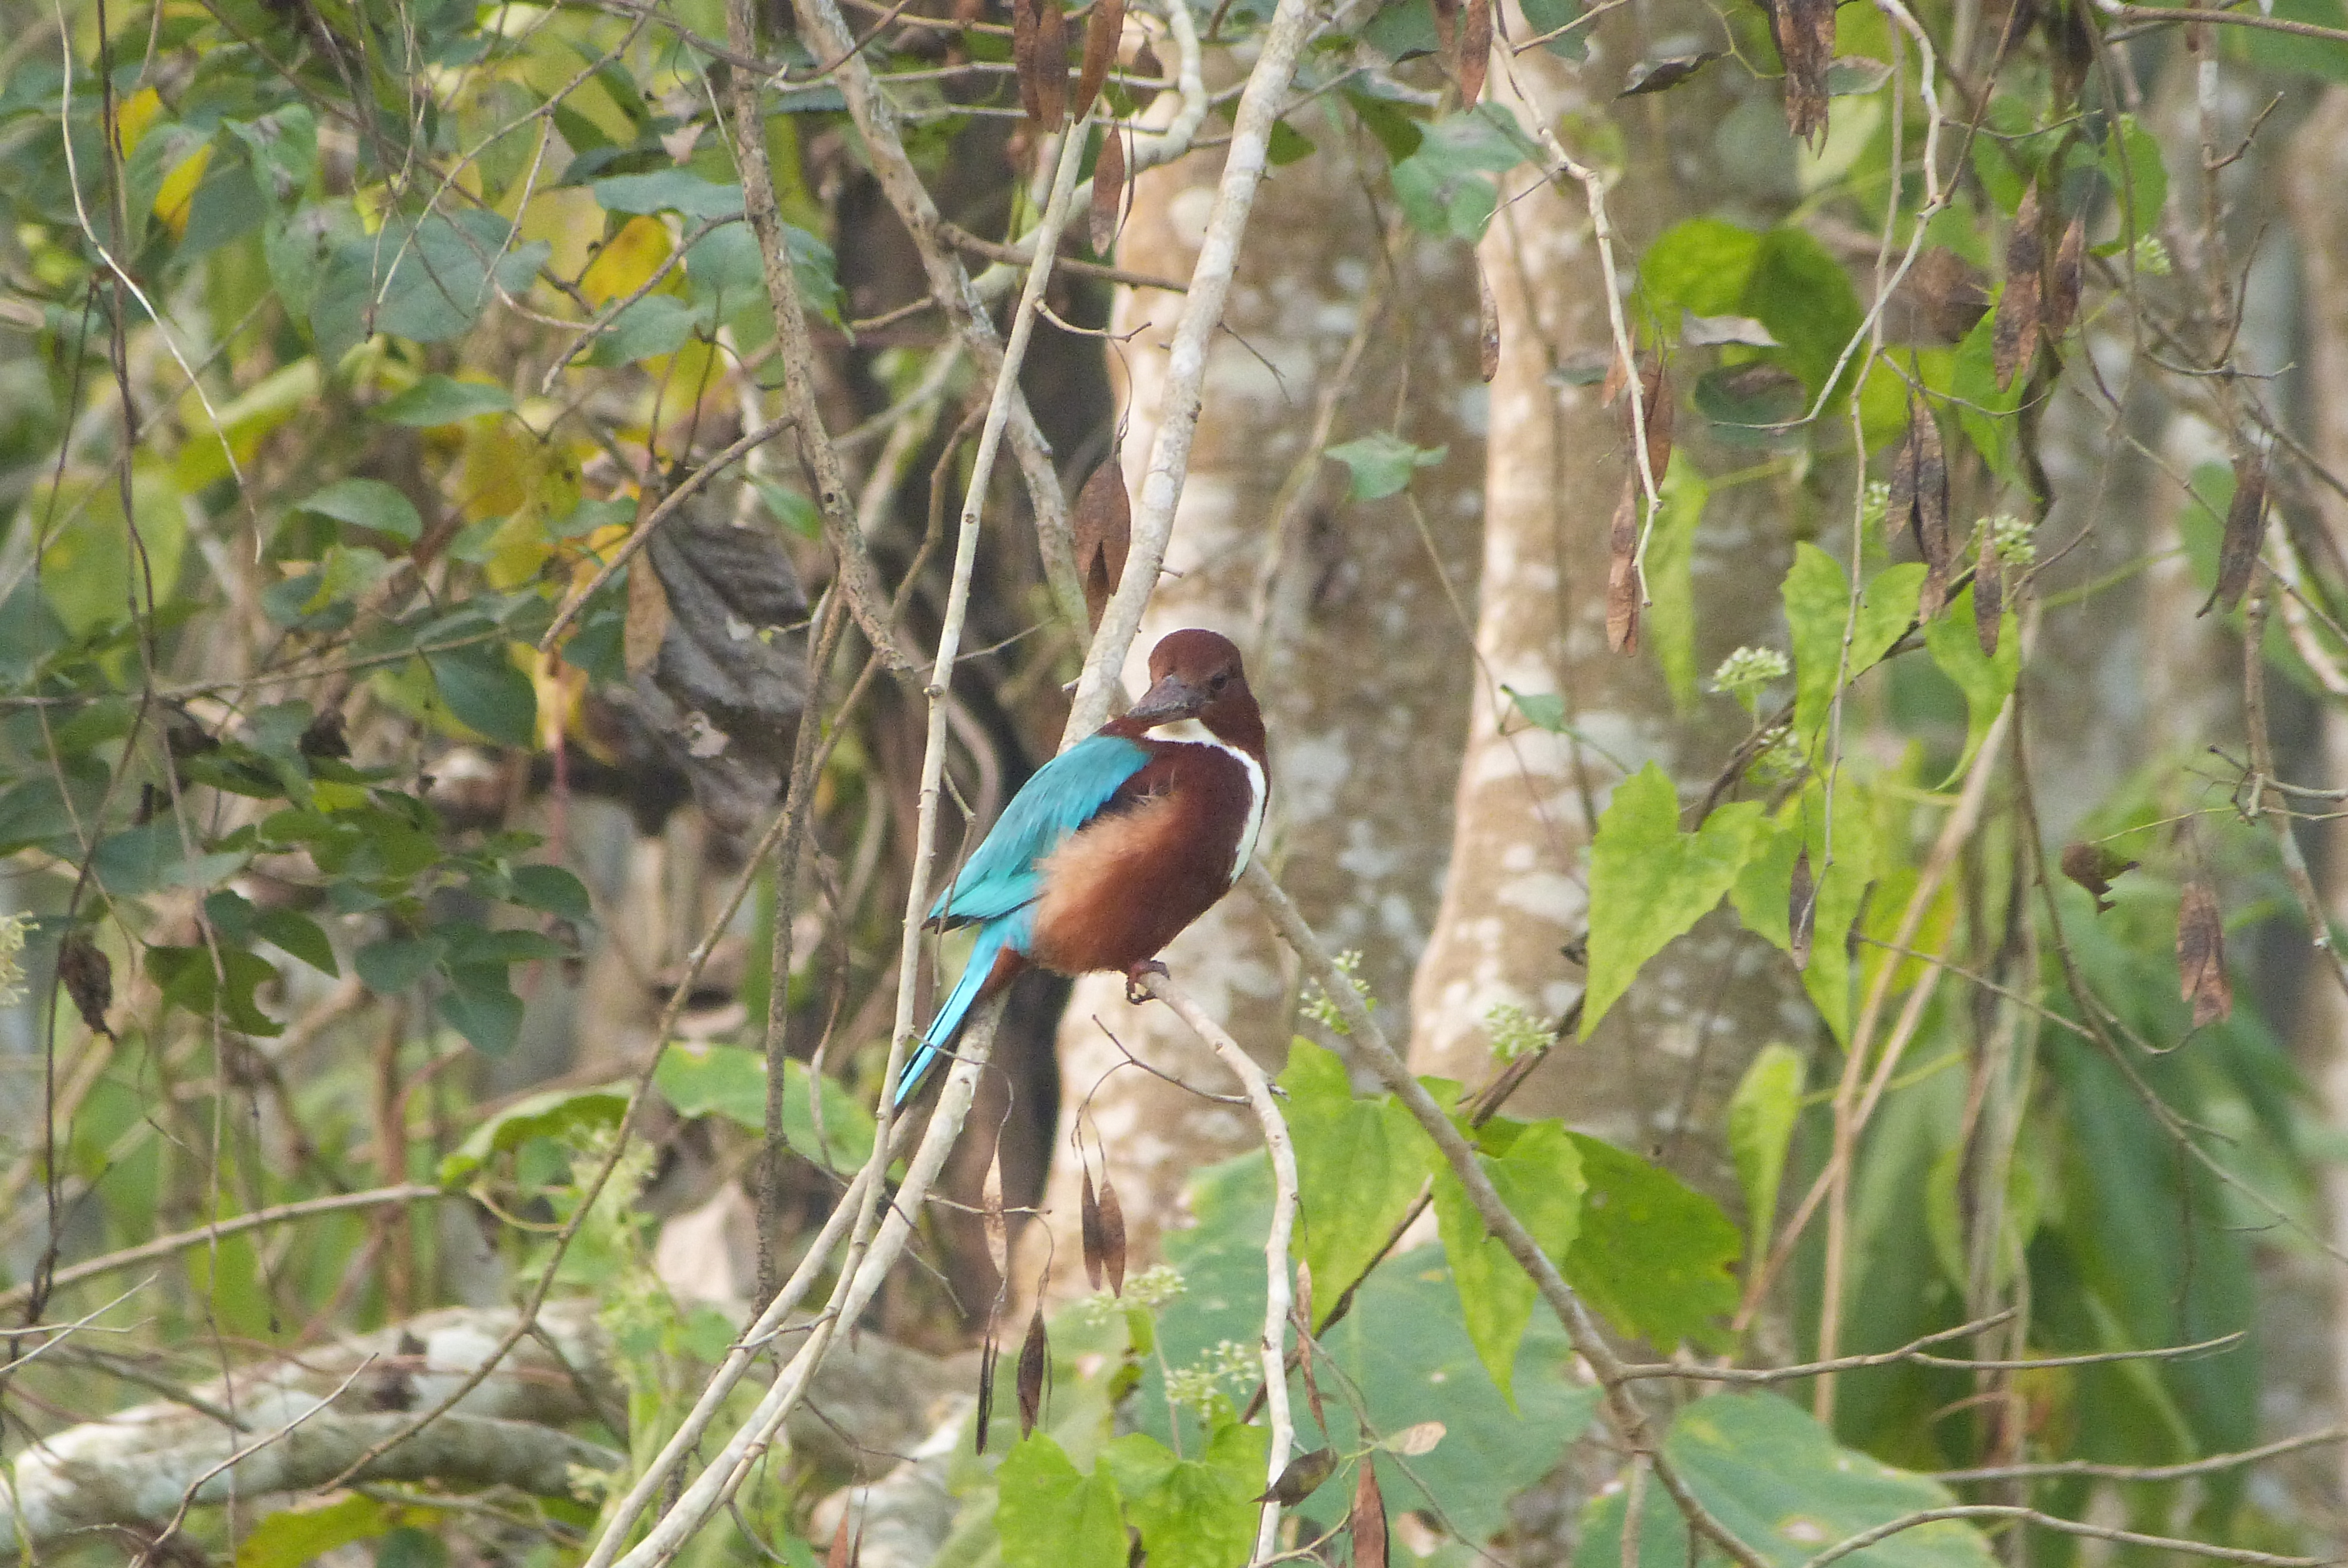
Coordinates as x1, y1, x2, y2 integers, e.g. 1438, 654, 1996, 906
1125, 961, 1170, 1004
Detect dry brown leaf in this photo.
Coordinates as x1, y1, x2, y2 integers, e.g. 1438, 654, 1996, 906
1908, 247, 1992, 342
1974, 523, 2003, 656
1034, 0, 1068, 130
1073, 0, 1124, 121
1382, 1421, 1446, 1457
1774, 0, 1834, 143
623, 552, 671, 675
2202, 451, 2268, 617
1080, 1165, 1106, 1292
1637, 358, 1673, 483
2060, 842, 2136, 915
1097, 1170, 1127, 1295
1476, 262, 1500, 383
1256, 1447, 1337, 1506
1072, 454, 1131, 633
2177, 877, 2232, 1026
1298, 1334, 1330, 1438
1618, 50, 1725, 96
2045, 211, 2086, 341
1789, 845, 1817, 972
1459, 0, 1492, 103
1606, 477, 1640, 655
56, 930, 113, 1039
1429, 0, 1460, 52
1089, 122, 1125, 256
1994, 184, 2045, 391
1350, 1461, 1390, 1568
1016, 1305, 1050, 1436
1011, 0, 1043, 124
1912, 400, 1951, 619
827, 1505, 861, 1568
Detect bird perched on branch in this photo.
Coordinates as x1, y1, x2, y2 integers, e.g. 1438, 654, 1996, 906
892, 628, 1269, 1107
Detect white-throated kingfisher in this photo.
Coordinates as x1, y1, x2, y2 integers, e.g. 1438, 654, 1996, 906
892, 628, 1269, 1107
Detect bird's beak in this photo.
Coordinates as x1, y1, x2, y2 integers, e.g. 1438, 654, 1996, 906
1125, 672, 1207, 725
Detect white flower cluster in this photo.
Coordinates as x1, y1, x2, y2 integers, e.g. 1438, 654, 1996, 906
1860, 478, 1894, 526
1710, 646, 1791, 712
1750, 725, 1807, 785
1164, 1339, 1259, 1411
1485, 1002, 1550, 1063
2130, 235, 2173, 277
1979, 513, 2036, 568
1300, 949, 1371, 1036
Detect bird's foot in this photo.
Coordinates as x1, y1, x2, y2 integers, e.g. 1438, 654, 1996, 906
1124, 960, 1170, 1005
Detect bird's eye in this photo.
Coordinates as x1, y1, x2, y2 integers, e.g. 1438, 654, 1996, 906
1210, 673, 1230, 692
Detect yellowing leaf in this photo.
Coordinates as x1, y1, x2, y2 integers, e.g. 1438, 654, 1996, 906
153, 141, 214, 237
581, 214, 673, 306
112, 86, 163, 155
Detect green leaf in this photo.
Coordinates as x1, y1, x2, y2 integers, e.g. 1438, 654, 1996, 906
1578, 1393, 2000, 1568
1280, 1041, 1435, 1320
996, 1434, 1127, 1568
510, 863, 593, 922
1101, 1424, 1264, 1568
309, 210, 549, 360
150, 944, 284, 1036
234, 1496, 397, 1568
1563, 1134, 1741, 1349
654, 1040, 877, 1172
1389, 106, 1533, 240
438, 1083, 629, 1185
1924, 583, 2019, 784
1726, 1043, 1804, 1265
584, 293, 702, 368
374, 374, 515, 426
1639, 218, 1764, 320
1742, 226, 1865, 399
1148, 1157, 1600, 1546
1325, 431, 1447, 501
1582, 764, 1765, 1036
592, 169, 747, 220
2096, 114, 2168, 245
1519, 0, 1588, 57
356, 934, 443, 992
1782, 545, 1926, 741
1645, 451, 1709, 708
1728, 788, 1877, 1042
93, 821, 245, 897
439, 963, 525, 1054
1431, 1117, 1583, 1404
1945, 308, 2026, 477
426, 644, 538, 748
298, 478, 423, 543
252, 907, 339, 976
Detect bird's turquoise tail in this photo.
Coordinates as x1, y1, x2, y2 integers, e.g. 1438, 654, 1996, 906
893, 913, 1027, 1108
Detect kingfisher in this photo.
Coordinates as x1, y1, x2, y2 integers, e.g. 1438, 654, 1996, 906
892, 628, 1269, 1107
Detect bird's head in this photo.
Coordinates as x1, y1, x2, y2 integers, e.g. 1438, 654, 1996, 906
1124, 628, 1263, 749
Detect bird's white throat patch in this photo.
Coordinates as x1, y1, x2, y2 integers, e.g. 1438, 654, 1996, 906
1152, 718, 1267, 883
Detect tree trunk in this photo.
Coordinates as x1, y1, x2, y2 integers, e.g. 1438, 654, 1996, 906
1023, 109, 1486, 1290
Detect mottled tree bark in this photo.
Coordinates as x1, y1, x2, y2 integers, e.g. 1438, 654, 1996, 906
1023, 116, 1486, 1288
1408, 39, 1796, 1205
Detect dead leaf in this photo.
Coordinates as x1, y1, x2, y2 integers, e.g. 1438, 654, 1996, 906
2177, 877, 2232, 1026
1911, 399, 1951, 619
826, 1505, 861, 1568
1074, 0, 1124, 121
1293, 1260, 1314, 1333
1034, 0, 1068, 130
1618, 49, 1724, 96
2201, 450, 2268, 617
1081, 1165, 1106, 1292
1995, 183, 2045, 391
1097, 1170, 1127, 1294
1090, 122, 1126, 255
1607, 477, 1640, 655
1256, 1447, 1337, 1506
1477, 261, 1500, 383
1382, 1421, 1446, 1457
1350, 1462, 1390, 1568
1773, 0, 1834, 143
298, 708, 349, 759
1681, 309, 1780, 347
1072, 455, 1131, 633
2060, 842, 2137, 915
1016, 1305, 1050, 1436
1429, 0, 1460, 53
2045, 211, 2086, 341
1298, 1336, 1329, 1437
1789, 845, 1817, 971
56, 930, 112, 1039
624, 544, 672, 674
1907, 247, 1992, 342
1975, 523, 2003, 655
1459, 0, 1492, 103
1012, 0, 1044, 124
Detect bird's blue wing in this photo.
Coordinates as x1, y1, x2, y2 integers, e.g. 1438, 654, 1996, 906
929, 732, 1150, 925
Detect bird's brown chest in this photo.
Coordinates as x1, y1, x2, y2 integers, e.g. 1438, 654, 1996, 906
1025, 744, 1258, 977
